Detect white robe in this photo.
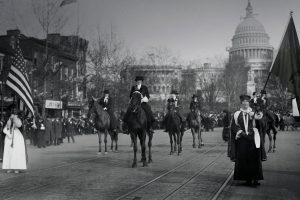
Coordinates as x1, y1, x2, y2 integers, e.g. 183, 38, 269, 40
2, 117, 27, 170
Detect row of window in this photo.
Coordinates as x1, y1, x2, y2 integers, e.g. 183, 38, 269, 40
234, 37, 268, 46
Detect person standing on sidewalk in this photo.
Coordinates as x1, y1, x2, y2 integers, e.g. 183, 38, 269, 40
2, 105, 27, 173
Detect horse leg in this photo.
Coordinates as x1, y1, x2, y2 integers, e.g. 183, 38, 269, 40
197, 128, 201, 148
104, 130, 108, 154
148, 131, 153, 163
169, 132, 173, 155
177, 131, 181, 155
138, 131, 147, 167
191, 128, 196, 148
273, 132, 277, 152
132, 133, 138, 168
110, 131, 114, 152
267, 130, 273, 153
98, 132, 102, 154
115, 132, 118, 152
173, 133, 177, 153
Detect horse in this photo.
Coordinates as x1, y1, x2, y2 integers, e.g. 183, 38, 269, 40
87, 97, 118, 154
126, 91, 152, 168
265, 111, 279, 152
165, 102, 184, 155
187, 108, 203, 148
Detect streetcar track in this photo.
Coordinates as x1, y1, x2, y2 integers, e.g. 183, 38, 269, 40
162, 152, 226, 200
114, 144, 221, 200
1, 143, 221, 200
211, 169, 234, 200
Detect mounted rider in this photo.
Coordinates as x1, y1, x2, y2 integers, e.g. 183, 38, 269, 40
98, 89, 118, 133
123, 76, 155, 133
186, 94, 202, 128
164, 90, 185, 132
258, 90, 277, 134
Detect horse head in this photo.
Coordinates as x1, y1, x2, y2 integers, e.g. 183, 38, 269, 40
87, 96, 98, 121
129, 91, 142, 114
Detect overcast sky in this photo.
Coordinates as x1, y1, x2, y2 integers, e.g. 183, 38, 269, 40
0, 0, 300, 62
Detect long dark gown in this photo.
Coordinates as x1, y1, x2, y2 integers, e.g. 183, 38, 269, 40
230, 111, 264, 181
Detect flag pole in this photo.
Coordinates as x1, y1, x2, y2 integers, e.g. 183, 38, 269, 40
262, 11, 294, 92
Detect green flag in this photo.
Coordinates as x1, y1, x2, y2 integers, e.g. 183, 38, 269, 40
271, 14, 300, 113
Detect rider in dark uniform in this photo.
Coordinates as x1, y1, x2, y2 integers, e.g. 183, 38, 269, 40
164, 90, 185, 132
186, 94, 201, 128
123, 76, 155, 133
259, 90, 277, 135
249, 92, 258, 109
98, 89, 118, 133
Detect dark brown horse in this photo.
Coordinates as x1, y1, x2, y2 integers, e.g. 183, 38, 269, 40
126, 91, 152, 168
188, 109, 203, 148
87, 97, 118, 154
166, 103, 184, 155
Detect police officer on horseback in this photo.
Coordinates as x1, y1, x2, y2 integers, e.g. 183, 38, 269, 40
98, 89, 118, 133
123, 76, 155, 133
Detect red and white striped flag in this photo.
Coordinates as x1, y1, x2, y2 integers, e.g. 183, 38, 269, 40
6, 36, 34, 116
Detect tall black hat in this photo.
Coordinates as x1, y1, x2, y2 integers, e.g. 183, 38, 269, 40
261, 90, 267, 94
252, 92, 256, 96
135, 76, 144, 81
104, 89, 109, 94
171, 90, 178, 95
239, 94, 251, 102
192, 94, 198, 98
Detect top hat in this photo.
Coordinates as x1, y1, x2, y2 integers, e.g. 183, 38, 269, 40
135, 76, 144, 81
104, 89, 109, 94
171, 90, 178, 95
192, 94, 198, 99
261, 90, 267, 94
240, 94, 251, 102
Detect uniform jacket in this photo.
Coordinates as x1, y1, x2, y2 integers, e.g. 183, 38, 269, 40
167, 97, 180, 111
129, 85, 150, 99
190, 101, 201, 111
98, 96, 113, 112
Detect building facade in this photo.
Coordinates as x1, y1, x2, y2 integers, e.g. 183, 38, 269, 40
0, 29, 88, 118
229, 0, 274, 95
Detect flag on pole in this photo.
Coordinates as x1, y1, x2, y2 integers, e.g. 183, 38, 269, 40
270, 13, 300, 113
6, 36, 35, 117
60, 0, 77, 7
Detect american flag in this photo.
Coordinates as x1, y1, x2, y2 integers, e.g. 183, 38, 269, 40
6, 36, 34, 116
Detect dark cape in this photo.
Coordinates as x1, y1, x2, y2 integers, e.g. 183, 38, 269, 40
230, 110, 264, 181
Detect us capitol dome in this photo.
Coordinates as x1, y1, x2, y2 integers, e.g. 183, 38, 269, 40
229, 0, 274, 95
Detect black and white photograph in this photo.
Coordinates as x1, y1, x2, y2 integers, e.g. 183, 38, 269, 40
0, 0, 300, 199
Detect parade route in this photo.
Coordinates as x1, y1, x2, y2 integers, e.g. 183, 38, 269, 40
0, 128, 299, 200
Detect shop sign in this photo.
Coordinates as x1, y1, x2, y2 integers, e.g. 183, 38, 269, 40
45, 100, 62, 109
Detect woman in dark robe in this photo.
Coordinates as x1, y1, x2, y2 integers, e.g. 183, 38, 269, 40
230, 94, 263, 186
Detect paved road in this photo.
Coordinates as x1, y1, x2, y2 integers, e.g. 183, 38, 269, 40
0, 128, 299, 200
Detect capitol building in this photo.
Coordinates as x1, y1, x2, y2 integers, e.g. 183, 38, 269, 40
229, 0, 274, 95
122, 0, 274, 111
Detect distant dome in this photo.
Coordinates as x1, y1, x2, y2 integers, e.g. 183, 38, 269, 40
235, 17, 266, 35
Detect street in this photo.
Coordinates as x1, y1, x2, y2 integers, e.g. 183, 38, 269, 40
1, 128, 300, 200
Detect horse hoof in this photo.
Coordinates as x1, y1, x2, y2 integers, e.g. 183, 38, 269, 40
201, 143, 204, 146
193, 145, 196, 148
143, 162, 148, 167
132, 163, 137, 168
104, 152, 108, 155
198, 145, 201, 149
114, 150, 119, 153
148, 159, 153, 163
169, 151, 173, 155
97, 152, 102, 155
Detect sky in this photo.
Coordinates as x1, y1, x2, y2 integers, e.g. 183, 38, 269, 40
0, 0, 300, 62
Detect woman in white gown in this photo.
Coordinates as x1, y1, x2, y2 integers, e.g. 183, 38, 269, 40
2, 110, 27, 173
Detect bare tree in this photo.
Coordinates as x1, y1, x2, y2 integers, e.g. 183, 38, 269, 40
87, 29, 136, 110
222, 57, 249, 111
31, 0, 73, 116
139, 46, 182, 66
